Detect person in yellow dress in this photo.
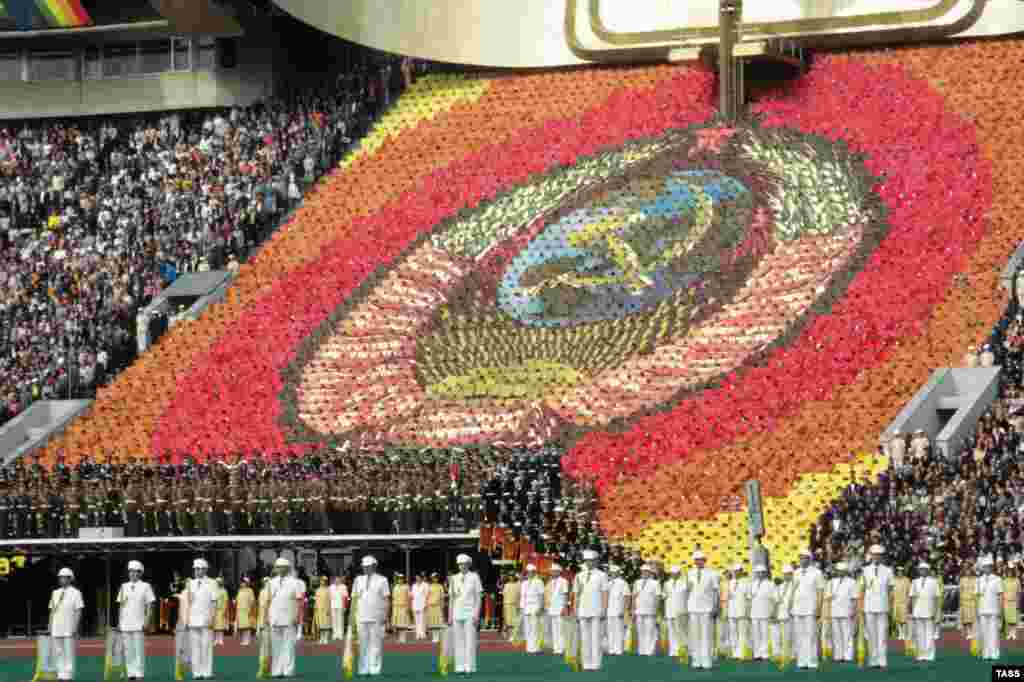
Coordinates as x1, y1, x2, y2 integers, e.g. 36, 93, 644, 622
503, 572, 521, 642
1003, 560, 1020, 640
960, 567, 977, 641
891, 566, 911, 641
214, 576, 230, 645
235, 576, 256, 646
315, 575, 332, 644
392, 573, 412, 643
427, 573, 445, 643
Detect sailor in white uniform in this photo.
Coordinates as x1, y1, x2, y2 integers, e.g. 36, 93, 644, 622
827, 562, 858, 662
976, 555, 1004, 660
352, 555, 390, 675
50, 567, 85, 681
329, 576, 349, 641
749, 564, 776, 661
449, 554, 483, 674
267, 557, 305, 678
604, 565, 630, 655
186, 558, 219, 680
862, 544, 894, 668
573, 549, 608, 670
771, 565, 794, 659
633, 564, 661, 656
664, 565, 688, 657
519, 564, 545, 654
117, 560, 156, 680
547, 564, 570, 654
686, 550, 718, 670
909, 561, 940, 662
726, 563, 752, 659
791, 549, 825, 669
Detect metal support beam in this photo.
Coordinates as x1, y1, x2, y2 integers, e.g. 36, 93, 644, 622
718, 0, 744, 121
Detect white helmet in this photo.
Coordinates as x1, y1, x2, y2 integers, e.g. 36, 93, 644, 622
193, 558, 208, 569
361, 556, 377, 567
455, 554, 472, 565
58, 568, 74, 579
274, 557, 291, 568
128, 560, 144, 573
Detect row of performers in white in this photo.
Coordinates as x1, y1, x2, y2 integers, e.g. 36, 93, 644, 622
512, 545, 1008, 671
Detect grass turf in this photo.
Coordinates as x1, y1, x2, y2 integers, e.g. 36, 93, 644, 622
3, 651, 1021, 682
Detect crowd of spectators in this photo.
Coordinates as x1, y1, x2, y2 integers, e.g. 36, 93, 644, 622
0, 59, 420, 428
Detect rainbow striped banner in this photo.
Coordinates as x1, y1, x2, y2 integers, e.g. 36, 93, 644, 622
33, 0, 91, 27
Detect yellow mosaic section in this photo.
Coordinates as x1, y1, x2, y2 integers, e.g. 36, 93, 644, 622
628, 451, 890, 571
340, 73, 491, 168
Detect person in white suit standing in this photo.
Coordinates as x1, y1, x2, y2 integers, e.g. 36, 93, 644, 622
604, 565, 630, 655
449, 554, 483, 674
633, 564, 661, 656
329, 576, 349, 642
185, 558, 219, 680
976, 555, 1004, 660
664, 565, 688, 657
771, 565, 794, 658
726, 564, 752, 659
519, 565, 545, 654
352, 556, 390, 676
573, 549, 608, 670
117, 560, 156, 680
50, 567, 84, 681
547, 564, 570, 654
686, 550, 718, 670
827, 562, 859, 662
412, 575, 430, 640
909, 561, 940, 662
748, 564, 776, 661
861, 544, 894, 668
266, 557, 305, 678
791, 549, 825, 670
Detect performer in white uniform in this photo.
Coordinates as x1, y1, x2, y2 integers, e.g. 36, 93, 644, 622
547, 564, 569, 654
909, 561, 940, 662
862, 544, 894, 668
687, 550, 718, 670
411, 575, 429, 640
449, 554, 483, 674
352, 556, 390, 675
664, 565, 688, 657
828, 562, 858, 662
573, 549, 609, 670
727, 564, 752, 658
519, 565, 545, 654
633, 564, 661, 656
267, 558, 305, 678
771, 566, 794, 659
117, 560, 156, 680
186, 558, 219, 680
604, 565, 630, 655
329, 576, 349, 642
976, 555, 1004, 660
791, 549, 824, 670
49, 567, 84, 681
749, 564, 776, 661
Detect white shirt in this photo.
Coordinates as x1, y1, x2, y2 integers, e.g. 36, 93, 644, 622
750, 578, 777, 619
607, 577, 630, 617
664, 577, 689, 618
910, 576, 940, 618
633, 577, 661, 616
329, 583, 349, 610
520, 577, 545, 615
791, 566, 825, 616
727, 577, 752, 618
547, 576, 570, 616
573, 568, 609, 618
449, 571, 483, 622
775, 581, 794, 620
353, 574, 390, 623
411, 582, 429, 611
828, 577, 859, 618
267, 576, 306, 627
117, 580, 156, 632
687, 567, 719, 614
49, 586, 85, 637
861, 564, 894, 613
976, 574, 1003, 615
186, 577, 219, 628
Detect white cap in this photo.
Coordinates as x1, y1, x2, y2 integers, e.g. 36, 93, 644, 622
361, 556, 377, 567
58, 568, 74, 578
193, 558, 208, 569
274, 557, 291, 568
128, 560, 144, 572
526, 564, 537, 572
692, 550, 706, 560
641, 563, 655, 572
782, 565, 793, 574
870, 544, 885, 554
753, 564, 767, 572
609, 565, 620, 574
456, 554, 472, 565
670, 565, 681, 574
551, 564, 562, 572
582, 549, 598, 560
834, 562, 847, 571
918, 561, 930, 569
981, 556, 994, 567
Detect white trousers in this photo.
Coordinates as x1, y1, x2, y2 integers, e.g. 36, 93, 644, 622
414, 610, 427, 639
548, 615, 565, 653
771, 619, 791, 659
751, 618, 771, 659
123, 630, 146, 678
358, 621, 385, 675
452, 619, 477, 673
666, 617, 686, 655
636, 615, 657, 655
188, 627, 214, 678
863, 612, 889, 667
605, 616, 624, 654
978, 614, 1001, 660
793, 615, 819, 668
524, 614, 541, 653
911, 618, 935, 661
53, 636, 76, 680
718, 617, 730, 649
578, 617, 603, 670
688, 614, 714, 669
729, 617, 749, 658
831, 617, 853, 661
241, 630, 252, 646
331, 609, 346, 641
270, 626, 297, 677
